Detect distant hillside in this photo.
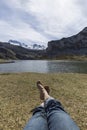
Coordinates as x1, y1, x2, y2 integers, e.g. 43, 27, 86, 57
46, 27, 87, 58
0, 42, 46, 60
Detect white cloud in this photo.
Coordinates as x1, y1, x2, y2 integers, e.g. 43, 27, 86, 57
4, 0, 22, 9
0, 0, 87, 45
27, 0, 86, 36
0, 20, 48, 44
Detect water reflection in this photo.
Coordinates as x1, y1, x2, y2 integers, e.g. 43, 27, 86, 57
47, 60, 87, 73
0, 60, 87, 73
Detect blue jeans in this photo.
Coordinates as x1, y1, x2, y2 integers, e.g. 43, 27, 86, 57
24, 99, 80, 130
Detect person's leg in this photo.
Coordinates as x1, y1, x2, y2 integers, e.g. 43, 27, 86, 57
23, 106, 48, 130
24, 81, 50, 130
37, 81, 80, 130
45, 98, 80, 130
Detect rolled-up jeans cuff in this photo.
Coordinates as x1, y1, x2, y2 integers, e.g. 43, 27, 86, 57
44, 98, 66, 113
32, 106, 44, 115
44, 97, 54, 107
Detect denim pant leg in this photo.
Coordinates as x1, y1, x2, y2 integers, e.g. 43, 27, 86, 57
24, 106, 48, 130
45, 99, 80, 130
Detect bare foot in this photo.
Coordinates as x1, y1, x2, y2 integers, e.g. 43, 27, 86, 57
37, 81, 50, 100
44, 86, 50, 94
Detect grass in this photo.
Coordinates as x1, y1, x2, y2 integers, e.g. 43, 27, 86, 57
0, 59, 14, 64
0, 55, 87, 61
0, 72, 87, 130
50, 55, 87, 61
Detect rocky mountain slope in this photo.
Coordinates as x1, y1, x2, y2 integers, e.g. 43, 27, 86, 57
0, 42, 46, 60
47, 27, 87, 57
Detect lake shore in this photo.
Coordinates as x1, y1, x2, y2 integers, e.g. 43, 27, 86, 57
0, 55, 87, 62
47, 55, 87, 61
0, 59, 15, 64
0, 72, 87, 130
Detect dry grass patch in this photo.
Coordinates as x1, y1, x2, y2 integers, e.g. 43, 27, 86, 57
0, 72, 87, 130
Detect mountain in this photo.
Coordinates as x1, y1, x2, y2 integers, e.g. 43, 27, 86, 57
33, 44, 45, 50
9, 40, 22, 46
0, 42, 46, 60
46, 27, 87, 58
8, 40, 46, 50
0, 27, 87, 60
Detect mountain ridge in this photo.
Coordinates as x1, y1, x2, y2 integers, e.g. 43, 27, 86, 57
8, 39, 46, 50
46, 27, 87, 57
0, 42, 46, 60
0, 27, 87, 60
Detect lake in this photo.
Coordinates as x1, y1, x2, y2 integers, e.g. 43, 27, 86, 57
0, 60, 87, 73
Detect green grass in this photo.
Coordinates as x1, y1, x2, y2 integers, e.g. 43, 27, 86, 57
0, 59, 14, 64
0, 59, 7, 63
0, 72, 87, 130
50, 55, 87, 61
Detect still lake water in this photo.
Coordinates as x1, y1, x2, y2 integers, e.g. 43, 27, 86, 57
0, 60, 87, 73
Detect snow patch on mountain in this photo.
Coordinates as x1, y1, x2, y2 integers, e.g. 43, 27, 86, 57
8, 40, 46, 50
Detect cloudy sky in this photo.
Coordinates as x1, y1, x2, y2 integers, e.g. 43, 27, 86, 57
0, 0, 87, 46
